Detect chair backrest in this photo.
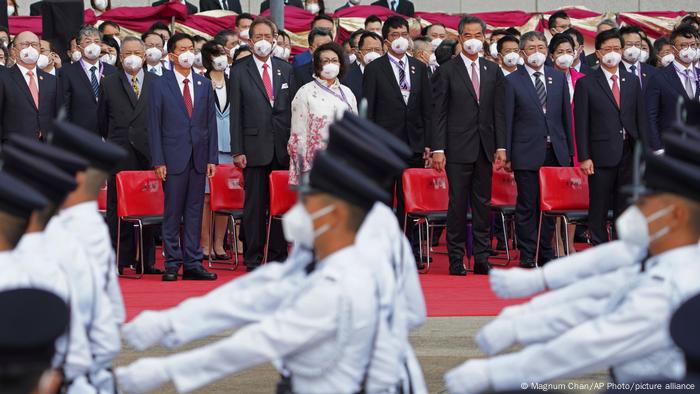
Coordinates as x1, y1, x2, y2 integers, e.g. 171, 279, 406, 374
209, 164, 245, 212
491, 167, 517, 207
115, 171, 164, 218
538, 167, 589, 211
269, 170, 297, 217
97, 183, 108, 212
402, 168, 449, 213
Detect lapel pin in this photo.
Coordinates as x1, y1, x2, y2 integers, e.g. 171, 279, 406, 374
483, 65, 487, 70
39, 76, 43, 80
548, 80, 552, 84
643, 73, 647, 77
197, 81, 202, 85
622, 78, 626, 82
277, 69, 281, 76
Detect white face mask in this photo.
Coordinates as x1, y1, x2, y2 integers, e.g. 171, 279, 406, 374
145, 47, 162, 63
615, 205, 675, 248
517, 56, 525, 65
83, 42, 102, 60
122, 54, 143, 71
194, 52, 203, 67
229, 45, 240, 59
305, 2, 320, 13
431, 38, 443, 49
678, 47, 698, 64
320, 63, 340, 79
429, 53, 438, 67
390, 37, 409, 55
19, 47, 40, 65
37, 54, 50, 69
71, 50, 82, 62
601, 51, 622, 67
639, 49, 650, 63
462, 38, 483, 56
272, 45, 286, 60
347, 53, 357, 64
502, 52, 520, 68
363, 51, 380, 64
282, 203, 335, 248
100, 53, 116, 65
177, 51, 195, 68
623, 46, 641, 63
660, 53, 675, 67
489, 42, 498, 58
7, 5, 14, 15
212, 55, 228, 71
94, 0, 108, 11
253, 39, 273, 57
239, 29, 250, 40
555, 53, 574, 69
527, 51, 547, 68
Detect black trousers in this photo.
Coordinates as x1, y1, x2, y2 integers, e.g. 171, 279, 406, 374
514, 146, 559, 261
588, 140, 633, 245
242, 156, 288, 267
107, 145, 155, 267
445, 148, 492, 264
395, 153, 425, 254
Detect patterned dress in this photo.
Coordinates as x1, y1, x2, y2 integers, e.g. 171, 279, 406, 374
288, 77, 358, 185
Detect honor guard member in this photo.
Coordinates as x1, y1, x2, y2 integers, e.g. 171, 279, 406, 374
0, 288, 70, 394
444, 132, 700, 393
2, 144, 96, 393
668, 294, 700, 386
117, 148, 395, 394
9, 133, 122, 393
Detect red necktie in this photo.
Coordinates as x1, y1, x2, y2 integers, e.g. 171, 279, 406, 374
262, 63, 273, 102
611, 74, 620, 108
183, 78, 193, 117
26, 70, 39, 108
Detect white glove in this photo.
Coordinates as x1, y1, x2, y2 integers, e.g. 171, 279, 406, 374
122, 311, 172, 351
475, 318, 516, 356
444, 359, 491, 394
116, 358, 171, 394
489, 267, 546, 298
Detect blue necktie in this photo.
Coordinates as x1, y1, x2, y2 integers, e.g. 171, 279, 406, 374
90, 66, 99, 98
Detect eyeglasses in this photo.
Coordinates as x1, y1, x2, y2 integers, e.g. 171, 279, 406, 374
599, 46, 621, 53
81, 39, 101, 46
675, 43, 699, 50
388, 32, 409, 40
360, 48, 382, 54
16, 41, 41, 49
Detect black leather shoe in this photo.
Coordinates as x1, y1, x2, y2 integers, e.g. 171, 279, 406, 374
495, 241, 507, 251
538, 254, 555, 266
183, 267, 218, 280
213, 252, 232, 261
416, 261, 426, 270
135, 264, 164, 275
162, 270, 178, 281
519, 258, 536, 269
473, 257, 492, 275
449, 264, 467, 276
246, 265, 260, 272
414, 254, 433, 263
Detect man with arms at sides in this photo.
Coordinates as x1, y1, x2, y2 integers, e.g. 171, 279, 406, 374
342, 31, 383, 102
0, 31, 60, 144
60, 26, 118, 134
293, 14, 335, 67
364, 15, 432, 268
149, 33, 219, 281
619, 25, 657, 91
200, 0, 241, 13
230, 17, 296, 271
504, 31, 573, 268
496, 34, 520, 76
574, 29, 648, 245
98, 36, 162, 276
293, 27, 333, 87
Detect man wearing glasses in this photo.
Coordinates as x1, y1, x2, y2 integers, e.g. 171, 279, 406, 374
0, 31, 61, 144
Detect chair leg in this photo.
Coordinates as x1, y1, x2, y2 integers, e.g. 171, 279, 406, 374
262, 216, 273, 264
116, 218, 122, 274
231, 216, 239, 270
208, 211, 215, 269
534, 212, 544, 268
416, 218, 423, 262
136, 220, 144, 279
424, 219, 431, 273
403, 214, 408, 234
554, 218, 561, 258
501, 212, 510, 262
563, 217, 571, 256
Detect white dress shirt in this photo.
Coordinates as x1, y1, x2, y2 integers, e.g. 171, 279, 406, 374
387, 52, 411, 102
601, 66, 621, 91
673, 59, 697, 98
621, 59, 643, 85
525, 64, 547, 112
174, 69, 195, 109
501, 67, 513, 76
80, 58, 103, 84
126, 69, 145, 96
460, 52, 480, 81
16, 63, 40, 92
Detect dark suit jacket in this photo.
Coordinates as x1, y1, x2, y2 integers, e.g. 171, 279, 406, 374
586, 53, 600, 69
60, 61, 118, 134
644, 64, 698, 150
29, 1, 43, 15
97, 71, 156, 163
622, 61, 657, 91
504, 66, 573, 171
152, 0, 198, 14
364, 54, 432, 153
259, 0, 303, 12
293, 61, 314, 91
148, 71, 217, 174
431, 56, 506, 163
229, 56, 296, 167
577, 62, 594, 76
199, 0, 241, 12
341, 62, 363, 103
371, 0, 414, 16
0, 66, 61, 143
574, 67, 648, 167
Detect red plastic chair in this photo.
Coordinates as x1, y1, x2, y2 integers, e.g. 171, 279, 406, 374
490, 167, 518, 263
97, 182, 108, 217
402, 168, 449, 272
207, 164, 245, 271
535, 167, 589, 265
263, 170, 297, 263
115, 171, 164, 278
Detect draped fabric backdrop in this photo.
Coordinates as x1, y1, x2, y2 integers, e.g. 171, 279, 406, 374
7, 3, 695, 58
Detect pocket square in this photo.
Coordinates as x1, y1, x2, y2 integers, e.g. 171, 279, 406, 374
281, 83, 289, 90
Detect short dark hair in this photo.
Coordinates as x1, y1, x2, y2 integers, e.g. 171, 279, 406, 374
98, 20, 120, 34
619, 25, 643, 41
548, 11, 570, 30
201, 40, 225, 72
0, 25, 9, 37
652, 36, 671, 63
458, 15, 486, 35
382, 15, 409, 40
141, 31, 165, 46
278, 30, 290, 42
563, 27, 584, 46
548, 33, 574, 54
422, 23, 446, 36
670, 23, 700, 45
364, 15, 381, 27
680, 15, 700, 27
213, 29, 236, 47
236, 12, 254, 27
497, 34, 519, 53
358, 31, 382, 49
595, 28, 621, 50
149, 22, 171, 35
167, 33, 194, 54
101, 35, 120, 57
313, 41, 346, 79
348, 29, 365, 48
308, 27, 333, 46
435, 39, 458, 65
233, 46, 252, 62
192, 35, 207, 45
250, 17, 277, 38
489, 29, 510, 39
312, 14, 334, 30
505, 27, 521, 37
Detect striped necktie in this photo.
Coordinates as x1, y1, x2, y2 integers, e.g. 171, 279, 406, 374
533, 71, 546, 110
90, 66, 99, 98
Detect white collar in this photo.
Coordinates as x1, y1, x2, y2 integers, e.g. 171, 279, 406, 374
148, 62, 163, 70
601, 66, 619, 81
174, 69, 193, 84
387, 52, 408, 64
253, 55, 272, 70
60, 201, 99, 222
460, 52, 479, 68
621, 60, 640, 70
673, 59, 694, 73
524, 63, 544, 77
16, 63, 37, 76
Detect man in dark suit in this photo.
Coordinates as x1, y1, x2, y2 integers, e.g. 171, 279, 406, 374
98, 36, 162, 275
342, 31, 383, 102
152, 0, 198, 14
563, 27, 594, 75
335, 0, 360, 12
431, 16, 507, 275
149, 33, 218, 281
585, 19, 618, 68
619, 26, 657, 92
364, 15, 432, 266
0, 31, 61, 144
60, 26, 118, 134
504, 31, 573, 268
371, 0, 414, 17
293, 27, 333, 88
645, 24, 699, 152
574, 29, 648, 245
230, 17, 295, 271
292, 15, 335, 67
259, 0, 303, 13
200, 0, 241, 13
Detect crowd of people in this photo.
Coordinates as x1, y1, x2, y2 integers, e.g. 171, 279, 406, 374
1, 3, 700, 394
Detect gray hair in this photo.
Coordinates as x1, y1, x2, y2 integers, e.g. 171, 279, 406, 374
519, 31, 547, 50
121, 36, 145, 49
458, 15, 487, 35
598, 19, 618, 30
78, 25, 100, 43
